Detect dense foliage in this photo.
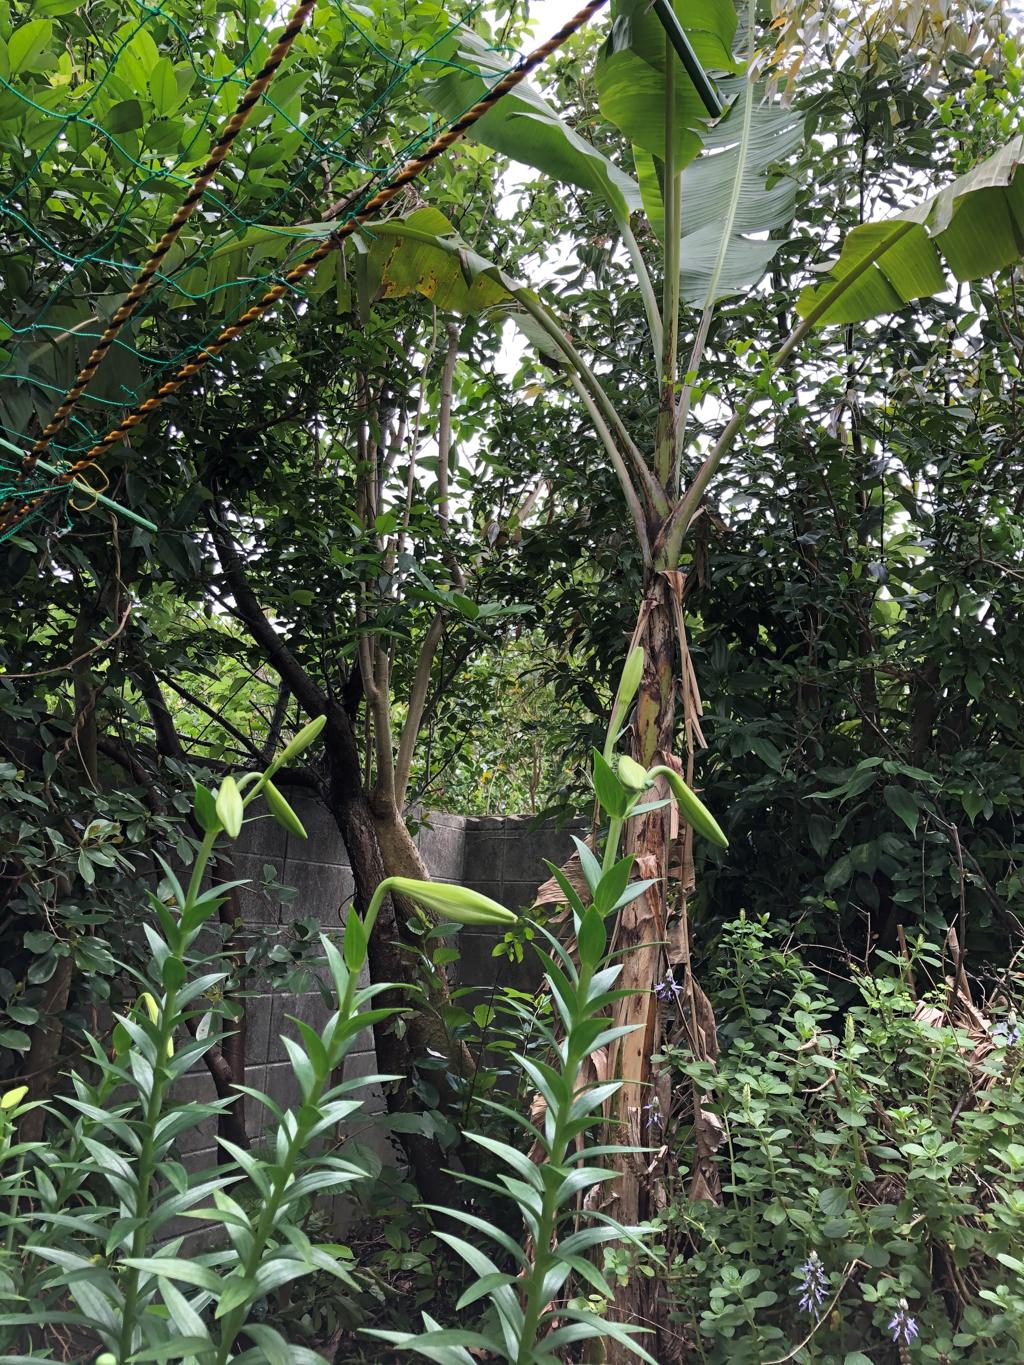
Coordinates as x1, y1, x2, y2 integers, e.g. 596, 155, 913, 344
3, 0, 1024, 1360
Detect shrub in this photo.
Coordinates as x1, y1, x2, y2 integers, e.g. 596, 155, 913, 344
656, 914, 1024, 1362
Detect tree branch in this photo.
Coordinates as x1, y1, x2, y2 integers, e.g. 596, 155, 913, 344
394, 611, 445, 809
206, 501, 331, 722
134, 661, 184, 761
157, 672, 265, 764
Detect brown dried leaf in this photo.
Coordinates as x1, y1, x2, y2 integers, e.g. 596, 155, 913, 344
532, 837, 595, 909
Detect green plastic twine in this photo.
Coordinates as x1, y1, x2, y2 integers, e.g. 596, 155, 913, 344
0, 0, 501, 462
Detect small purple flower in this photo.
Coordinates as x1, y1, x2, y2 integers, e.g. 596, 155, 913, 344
888, 1299, 918, 1345
643, 1097, 664, 1133
654, 973, 683, 1002
794, 1250, 828, 1317
993, 1019, 1021, 1048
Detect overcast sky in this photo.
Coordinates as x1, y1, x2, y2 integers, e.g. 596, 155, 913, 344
526, 0, 589, 37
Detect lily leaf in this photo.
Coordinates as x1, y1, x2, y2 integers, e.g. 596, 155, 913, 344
797, 135, 1024, 324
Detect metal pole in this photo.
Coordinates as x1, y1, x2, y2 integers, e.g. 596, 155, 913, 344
651, 0, 724, 119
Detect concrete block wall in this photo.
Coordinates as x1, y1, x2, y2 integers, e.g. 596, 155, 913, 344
454, 814, 587, 992
178, 799, 578, 1174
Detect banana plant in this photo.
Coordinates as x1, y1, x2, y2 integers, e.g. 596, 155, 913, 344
365, 689, 727, 1365
344, 4, 1024, 1353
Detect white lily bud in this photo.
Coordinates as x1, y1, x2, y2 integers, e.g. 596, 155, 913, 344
264, 780, 308, 839
385, 876, 517, 926
215, 775, 244, 839
617, 755, 649, 791
647, 766, 728, 848
274, 714, 327, 768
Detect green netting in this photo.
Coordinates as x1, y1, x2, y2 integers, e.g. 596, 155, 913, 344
0, 0, 523, 534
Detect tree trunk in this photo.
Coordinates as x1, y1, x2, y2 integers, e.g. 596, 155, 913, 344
605, 579, 676, 1355
370, 795, 476, 1077
326, 769, 455, 1205
21, 611, 99, 1142
212, 860, 250, 1156
606, 574, 721, 1362
207, 500, 461, 1197
18, 952, 73, 1144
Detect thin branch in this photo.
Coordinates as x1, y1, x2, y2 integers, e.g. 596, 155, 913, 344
259, 684, 292, 764
205, 501, 330, 721
394, 611, 445, 810
394, 312, 438, 570
371, 639, 395, 803
4, 593, 132, 679
437, 320, 461, 537
158, 673, 265, 764
135, 661, 183, 761
762, 1262, 862, 1364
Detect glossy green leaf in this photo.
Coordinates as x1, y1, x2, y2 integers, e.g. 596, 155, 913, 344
883, 784, 920, 836
192, 781, 219, 834
798, 136, 1024, 324
591, 748, 630, 819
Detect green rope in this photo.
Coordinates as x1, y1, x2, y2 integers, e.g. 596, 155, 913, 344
0, 0, 498, 469
0, 0, 523, 534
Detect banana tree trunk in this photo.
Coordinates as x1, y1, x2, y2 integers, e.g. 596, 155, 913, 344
605, 572, 721, 1361
605, 577, 675, 1355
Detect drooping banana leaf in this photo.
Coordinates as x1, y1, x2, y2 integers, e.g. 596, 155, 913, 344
596, 0, 742, 169
358, 207, 564, 358
420, 29, 641, 221
797, 135, 1024, 325
635, 79, 802, 304
363, 208, 519, 314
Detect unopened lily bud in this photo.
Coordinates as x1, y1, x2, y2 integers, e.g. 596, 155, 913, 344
274, 714, 327, 768
264, 780, 308, 839
609, 646, 645, 736
137, 994, 173, 1058
647, 766, 729, 848
385, 877, 517, 926
0, 1085, 27, 1110
617, 755, 649, 791
215, 776, 244, 839
617, 646, 645, 709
